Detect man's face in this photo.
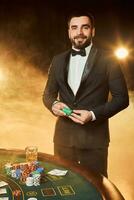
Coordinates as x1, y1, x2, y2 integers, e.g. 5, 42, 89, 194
68, 16, 95, 49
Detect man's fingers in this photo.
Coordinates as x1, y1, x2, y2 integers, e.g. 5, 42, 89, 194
68, 116, 84, 124
71, 112, 81, 120
73, 110, 82, 114
52, 102, 70, 116
53, 102, 69, 110
52, 108, 66, 116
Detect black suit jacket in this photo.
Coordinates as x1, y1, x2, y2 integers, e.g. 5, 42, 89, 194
43, 45, 129, 149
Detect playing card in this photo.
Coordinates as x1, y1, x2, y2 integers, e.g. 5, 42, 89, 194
0, 188, 7, 194
0, 197, 9, 200
0, 181, 8, 187
47, 169, 68, 176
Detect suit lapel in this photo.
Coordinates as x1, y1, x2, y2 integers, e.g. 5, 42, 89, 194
75, 46, 98, 99
81, 45, 98, 83
61, 50, 74, 96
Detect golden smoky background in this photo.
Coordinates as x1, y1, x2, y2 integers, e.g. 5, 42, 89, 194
0, 1, 134, 200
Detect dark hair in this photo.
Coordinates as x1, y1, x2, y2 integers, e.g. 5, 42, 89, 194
67, 10, 95, 28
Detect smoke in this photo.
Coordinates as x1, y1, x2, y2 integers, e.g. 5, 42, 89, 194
0, 2, 60, 154
0, 42, 56, 154
109, 95, 134, 200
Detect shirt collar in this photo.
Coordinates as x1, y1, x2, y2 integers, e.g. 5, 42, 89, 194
85, 43, 93, 56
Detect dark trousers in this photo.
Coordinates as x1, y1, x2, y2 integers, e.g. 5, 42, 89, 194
54, 144, 108, 177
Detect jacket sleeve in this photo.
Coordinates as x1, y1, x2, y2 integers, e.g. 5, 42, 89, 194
42, 57, 59, 112
92, 60, 129, 120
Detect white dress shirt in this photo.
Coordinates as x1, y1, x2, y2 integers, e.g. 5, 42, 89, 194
68, 43, 96, 121
68, 44, 92, 95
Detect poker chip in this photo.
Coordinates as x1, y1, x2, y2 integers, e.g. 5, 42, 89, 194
5, 160, 44, 187
33, 174, 41, 186
13, 189, 21, 197
27, 198, 37, 200
26, 177, 34, 186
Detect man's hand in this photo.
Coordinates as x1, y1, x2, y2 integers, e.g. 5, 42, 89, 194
69, 110, 92, 124
52, 102, 68, 116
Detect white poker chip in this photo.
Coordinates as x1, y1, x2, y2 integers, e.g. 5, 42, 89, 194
26, 177, 34, 186
27, 198, 37, 200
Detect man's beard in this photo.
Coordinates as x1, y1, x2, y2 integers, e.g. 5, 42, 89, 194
70, 35, 92, 49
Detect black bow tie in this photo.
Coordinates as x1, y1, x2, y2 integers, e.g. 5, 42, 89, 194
71, 48, 86, 57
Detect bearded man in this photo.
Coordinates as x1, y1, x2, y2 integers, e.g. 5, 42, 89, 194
43, 11, 129, 177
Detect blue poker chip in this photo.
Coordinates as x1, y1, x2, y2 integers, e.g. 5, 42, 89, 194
36, 167, 44, 173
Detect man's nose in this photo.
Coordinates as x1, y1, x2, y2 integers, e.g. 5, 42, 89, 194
77, 28, 83, 35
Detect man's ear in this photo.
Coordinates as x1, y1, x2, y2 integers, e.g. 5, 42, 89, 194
68, 28, 71, 39
92, 27, 95, 37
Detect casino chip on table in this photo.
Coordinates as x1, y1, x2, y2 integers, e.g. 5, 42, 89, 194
27, 198, 37, 200
4, 161, 44, 187
13, 189, 21, 200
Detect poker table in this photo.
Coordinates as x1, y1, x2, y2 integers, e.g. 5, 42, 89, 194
0, 148, 124, 200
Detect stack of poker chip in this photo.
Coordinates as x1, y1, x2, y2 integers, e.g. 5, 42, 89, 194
26, 173, 41, 187
26, 177, 34, 186
21, 168, 31, 182
4, 161, 44, 187
4, 163, 12, 175
15, 168, 22, 179
13, 189, 21, 199
33, 173, 41, 186
11, 169, 17, 178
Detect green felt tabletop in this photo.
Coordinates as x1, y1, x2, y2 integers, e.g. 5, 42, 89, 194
0, 154, 102, 200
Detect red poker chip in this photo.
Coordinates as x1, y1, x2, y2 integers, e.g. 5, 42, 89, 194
13, 189, 21, 196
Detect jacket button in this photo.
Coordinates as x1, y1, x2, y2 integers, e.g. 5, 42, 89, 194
73, 102, 77, 106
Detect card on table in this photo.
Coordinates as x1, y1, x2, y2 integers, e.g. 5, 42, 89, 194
0, 197, 9, 200
0, 188, 7, 194
0, 181, 8, 187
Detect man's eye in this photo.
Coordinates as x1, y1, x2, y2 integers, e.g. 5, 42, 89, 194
71, 26, 77, 30
83, 26, 90, 30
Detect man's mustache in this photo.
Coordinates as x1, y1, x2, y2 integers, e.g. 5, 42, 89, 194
74, 35, 87, 39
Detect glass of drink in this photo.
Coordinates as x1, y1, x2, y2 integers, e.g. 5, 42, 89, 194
25, 146, 38, 162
